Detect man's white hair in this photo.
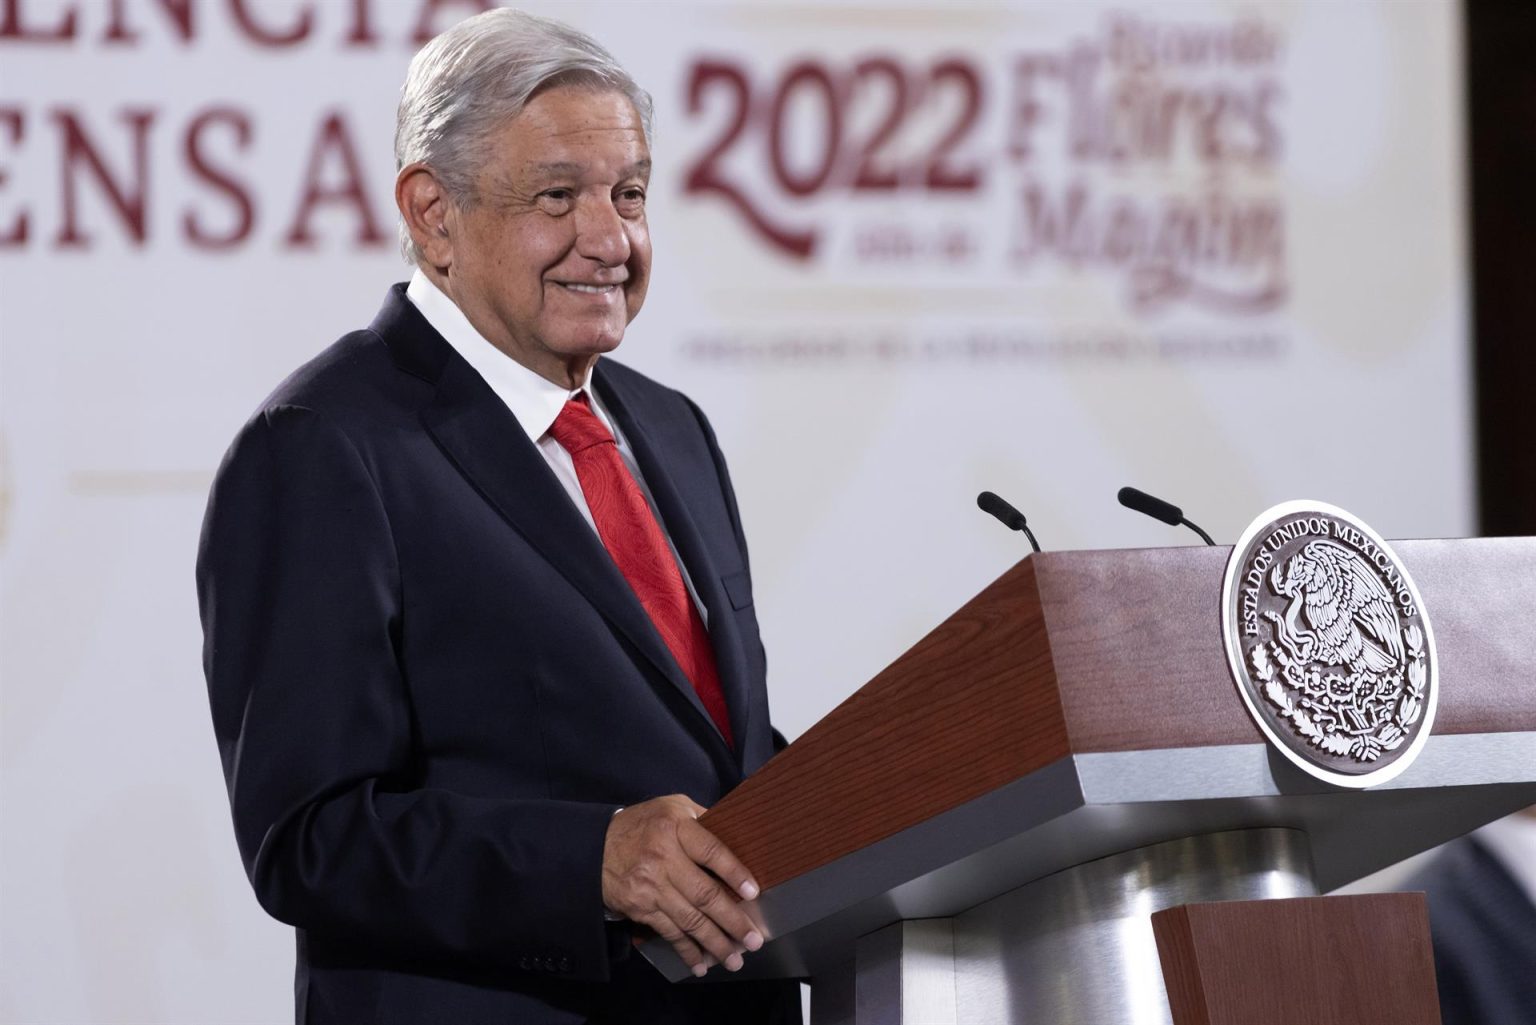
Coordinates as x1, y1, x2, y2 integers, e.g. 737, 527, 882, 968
395, 8, 654, 263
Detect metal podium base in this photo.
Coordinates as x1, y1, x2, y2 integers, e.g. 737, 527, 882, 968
810, 828, 1317, 1025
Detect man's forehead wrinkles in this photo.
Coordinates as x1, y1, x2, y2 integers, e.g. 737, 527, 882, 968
525, 121, 645, 143
521, 158, 653, 179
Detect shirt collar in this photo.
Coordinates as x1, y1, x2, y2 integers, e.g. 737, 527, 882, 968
406, 268, 589, 446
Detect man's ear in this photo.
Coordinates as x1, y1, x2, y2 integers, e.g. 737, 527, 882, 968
396, 163, 454, 269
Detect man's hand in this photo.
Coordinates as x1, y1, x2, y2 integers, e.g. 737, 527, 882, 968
601, 795, 765, 977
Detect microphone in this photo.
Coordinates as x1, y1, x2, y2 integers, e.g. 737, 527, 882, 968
1117, 486, 1215, 546
977, 491, 1041, 553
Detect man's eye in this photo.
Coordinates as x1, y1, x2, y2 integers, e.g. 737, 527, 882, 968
539, 189, 574, 206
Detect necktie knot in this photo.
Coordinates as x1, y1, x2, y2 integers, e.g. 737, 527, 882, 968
548, 393, 613, 454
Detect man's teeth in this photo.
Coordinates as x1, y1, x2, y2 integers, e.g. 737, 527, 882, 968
561, 283, 615, 294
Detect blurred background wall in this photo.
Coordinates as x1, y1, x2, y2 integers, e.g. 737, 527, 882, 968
0, 0, 1528, 1021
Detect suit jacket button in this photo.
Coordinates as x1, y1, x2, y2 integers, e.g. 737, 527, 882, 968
558, 956, 572, 973
519, 955, 533, 971
544, 956, 559, 972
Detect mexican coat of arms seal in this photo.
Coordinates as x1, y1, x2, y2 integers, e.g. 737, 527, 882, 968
1221, 501, 1438, 788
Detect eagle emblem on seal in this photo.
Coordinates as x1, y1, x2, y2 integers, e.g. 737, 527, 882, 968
1222, 502, 1437, 788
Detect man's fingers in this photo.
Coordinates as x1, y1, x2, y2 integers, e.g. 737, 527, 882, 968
644, 913, 713, 978
656, 890, 743, 969
678, 818, 760, 901
680, 864, 764, 952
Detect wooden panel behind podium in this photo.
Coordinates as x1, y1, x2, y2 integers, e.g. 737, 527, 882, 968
1152, 894, 1442, 1025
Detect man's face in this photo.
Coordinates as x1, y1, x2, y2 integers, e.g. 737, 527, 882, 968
442, 85, 651, 386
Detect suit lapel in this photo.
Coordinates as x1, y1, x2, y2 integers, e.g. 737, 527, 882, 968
595, 364, 750, 767
374, 288, 733, 761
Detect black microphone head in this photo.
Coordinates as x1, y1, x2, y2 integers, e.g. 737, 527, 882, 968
1118, 486, 1183, 526
977, 491, 1028, 532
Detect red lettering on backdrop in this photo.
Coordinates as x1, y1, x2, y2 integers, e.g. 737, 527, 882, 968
767, 63, 840, 198
184, 108, 254, 249
0, 108, 27, 246
1006, 57, 1053, 161
684, 60, 815, 259
345, 0, 378, 47
681, 56, 989, 259
990, 18, 1288, 314
229, 0, 312, 48
924, 59, 983, 190
0, 0, 77, 41
55, 108, 154, 248
105, 0, 194, 44
284, 112, 385, 248
411, 0, 492, 46
1009, 50, 1279, 169
849, 57, 907, 192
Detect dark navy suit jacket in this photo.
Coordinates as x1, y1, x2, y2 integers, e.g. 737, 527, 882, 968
197, 286, 799, 1024
1408, 834, 1536, 1025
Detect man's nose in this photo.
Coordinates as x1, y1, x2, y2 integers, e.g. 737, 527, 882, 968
574, 195, 630, 266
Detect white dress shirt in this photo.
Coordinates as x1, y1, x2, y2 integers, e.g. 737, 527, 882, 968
405, 270, 707, 622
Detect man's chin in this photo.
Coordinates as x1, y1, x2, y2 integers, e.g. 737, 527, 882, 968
561, 328, 627, 359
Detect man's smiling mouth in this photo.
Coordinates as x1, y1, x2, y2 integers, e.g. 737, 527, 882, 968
556, 282, 620, 295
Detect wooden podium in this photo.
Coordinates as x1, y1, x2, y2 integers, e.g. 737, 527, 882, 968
642, 540, 1536, 1024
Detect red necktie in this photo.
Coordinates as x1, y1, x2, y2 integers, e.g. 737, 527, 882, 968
547, 393, 734, 748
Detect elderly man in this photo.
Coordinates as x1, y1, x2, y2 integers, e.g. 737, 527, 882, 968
197, 9, 800, 1024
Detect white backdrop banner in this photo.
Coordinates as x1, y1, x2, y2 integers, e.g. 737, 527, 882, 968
0, 1, 1469, 1021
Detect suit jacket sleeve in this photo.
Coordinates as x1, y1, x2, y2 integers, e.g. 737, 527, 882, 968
198, 403, 619, 979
